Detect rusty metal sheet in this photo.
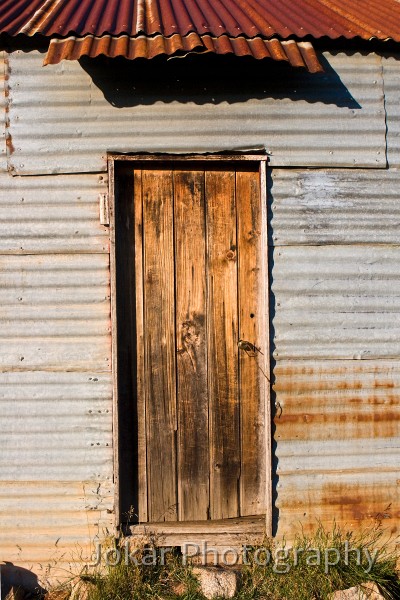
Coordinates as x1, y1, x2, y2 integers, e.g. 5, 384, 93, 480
0, 51, 7, 172
43, 34, 323, 71
270, 168, 400, 245
271, 245, 400, 360
276, 468, 400, 537
273, 359, 400, 537
0, 253, 111, 370
274, 360, 400, 443
0, 172, 109, 253
5, 50, 386, 174
382, 54, 400, 168
1, 0, 400, 41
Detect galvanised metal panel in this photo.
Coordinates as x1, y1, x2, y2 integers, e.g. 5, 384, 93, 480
0, 480, 114, 575
269, 166, 400, 538
270, 168, 400, 245
5, 50, 386, 174
0, 374, 114, 578
271, 245, 400, 360
273, 360, 400, 537
0, 371, 113, 480
0, 253, 111, 370
0, 172, 109, 253
383, 54, 400, 168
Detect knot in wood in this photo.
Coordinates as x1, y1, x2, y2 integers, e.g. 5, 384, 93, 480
225, 249, 236, 261
181, 321, 200, 348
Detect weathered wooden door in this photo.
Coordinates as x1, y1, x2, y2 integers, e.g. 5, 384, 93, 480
129, 160, 269, 525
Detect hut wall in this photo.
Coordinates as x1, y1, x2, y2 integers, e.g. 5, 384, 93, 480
4, 50, 387, 173
0, 161, 114, 584
0, 47, 399, 581
383, 55, 400, 168
270, 168, 400, 537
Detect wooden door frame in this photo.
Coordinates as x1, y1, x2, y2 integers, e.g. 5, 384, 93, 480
108, 154, 272, 538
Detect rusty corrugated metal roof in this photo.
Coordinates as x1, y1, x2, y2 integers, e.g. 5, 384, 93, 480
1, 0, 400, 68
43, 34, 323, 71
0, 0, 326, 70
1, 0, 400, 41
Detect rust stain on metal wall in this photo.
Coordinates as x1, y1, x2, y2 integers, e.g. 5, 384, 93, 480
0, 52, 7, 170
276, 472, 399, 538
3, 54, 14, 166
272, 360, 400, 536
271, 163, 400, 538
273, 362, 400, 442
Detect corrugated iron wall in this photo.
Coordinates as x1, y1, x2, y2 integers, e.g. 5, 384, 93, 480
4, 50, 387, 174
0, 172, 114, 587
383, 55, 400, 168
270, 168, 400, 537
0, 47, 399, 582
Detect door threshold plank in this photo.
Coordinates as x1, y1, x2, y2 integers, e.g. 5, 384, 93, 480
130, 515, 265, 538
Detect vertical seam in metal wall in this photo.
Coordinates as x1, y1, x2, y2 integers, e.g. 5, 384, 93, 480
380, 55, 389, 169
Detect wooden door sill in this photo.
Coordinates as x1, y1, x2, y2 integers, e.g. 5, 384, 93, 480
129, 515, 266, 548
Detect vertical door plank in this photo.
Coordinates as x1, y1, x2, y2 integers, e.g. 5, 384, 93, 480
174, 169, 209, 521
206, 169, 240, 520
236, 168, 266, 516
142, 169, 177, 522
133, 170, 148, 523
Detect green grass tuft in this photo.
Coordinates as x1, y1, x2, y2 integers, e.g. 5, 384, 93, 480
237, 522, 399, 600
68, 522, 399, 600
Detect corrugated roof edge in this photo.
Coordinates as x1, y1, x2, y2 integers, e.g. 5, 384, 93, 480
43, 34, 324, 72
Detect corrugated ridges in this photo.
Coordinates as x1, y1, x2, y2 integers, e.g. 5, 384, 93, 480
274, 360, 400, 443
270, 169, 400, 245
0, 372, 113, 480
0, 253, 111, 370
44, 34, 323, 72
1, 0, 400, 42
5, 50, 386, 173
0, 479, 113, 566
274, 360, 400, 535
382, 56, 400, 168
271, 245, 400, 360
0, 173, 109, 253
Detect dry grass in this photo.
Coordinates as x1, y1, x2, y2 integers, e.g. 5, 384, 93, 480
57, 522, 399, 600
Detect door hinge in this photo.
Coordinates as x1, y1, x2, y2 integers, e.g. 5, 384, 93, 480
99, 193, 110, 226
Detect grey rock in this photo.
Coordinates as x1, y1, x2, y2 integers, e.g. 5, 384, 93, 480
192, 566, 238, 599
330, 582, 385, 600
